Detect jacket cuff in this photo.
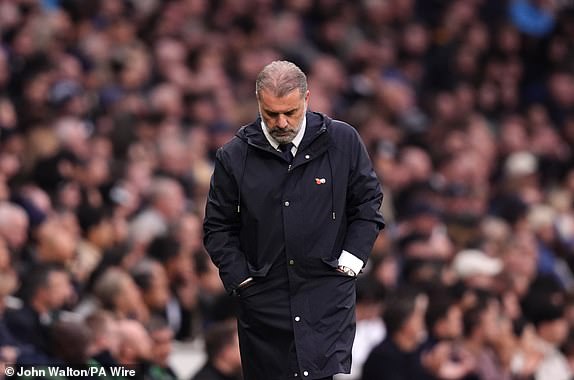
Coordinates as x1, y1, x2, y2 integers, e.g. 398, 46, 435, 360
338, 250, 364, 275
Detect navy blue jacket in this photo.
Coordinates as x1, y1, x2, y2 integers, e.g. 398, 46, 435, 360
204, 112, 384, 379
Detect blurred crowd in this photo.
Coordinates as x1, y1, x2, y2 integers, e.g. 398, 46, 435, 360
0, 0, 573, 379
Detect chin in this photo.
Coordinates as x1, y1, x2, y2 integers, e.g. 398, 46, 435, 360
273, 135, 292, 143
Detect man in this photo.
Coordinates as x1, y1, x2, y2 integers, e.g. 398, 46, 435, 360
147, 317, 178, 380
192, 322, 242, 380
92, 267, 149, 322
361, 288, 429, 380
4, 263, 73, 354
522, 277, 571, 380
461, 297, 511, 380
204, 61, 384, 379
0, 202, 29, 256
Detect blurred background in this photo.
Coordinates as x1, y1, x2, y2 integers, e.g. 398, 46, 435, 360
0, 0, 573, 379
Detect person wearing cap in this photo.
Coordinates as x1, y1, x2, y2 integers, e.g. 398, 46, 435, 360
203, 61, 384, 379
452, 249, 503, 290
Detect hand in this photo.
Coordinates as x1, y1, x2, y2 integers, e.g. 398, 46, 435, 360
234, 277, 254, 296
423, 342, 475, 380
337, 265, 357, 277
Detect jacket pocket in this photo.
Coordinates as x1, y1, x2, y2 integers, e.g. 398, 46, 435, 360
247, 261, 272, 278
320, 257, 355, 278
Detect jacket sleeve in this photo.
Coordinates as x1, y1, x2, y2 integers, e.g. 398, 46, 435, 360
203, 147, 250, 294
343, 130, 385, 264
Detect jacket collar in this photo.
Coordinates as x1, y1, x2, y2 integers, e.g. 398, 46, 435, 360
237, 111, 330, 153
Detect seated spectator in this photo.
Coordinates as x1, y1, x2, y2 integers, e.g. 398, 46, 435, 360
116, 319, 153, 375
461, 297, 511, 380
129, 177, 186, 247
131, 258, 171, 324
0, 250, 19, 367
5, 264, 73, 354
16, 320, 96, 380
148, 235, 198, 340
425, 292, 464, 346
91, 267, 149, 322
422, 291, 475, 379
0, 202, 29, 256
452, 249, 503, 291
147, 317, 178, 380
361, 288, 430, 380
85, 309, 120, 367
522, 277, 572, 380
49, 319, 92, 365
191, 321, 242, 380
75, 205, 116, 285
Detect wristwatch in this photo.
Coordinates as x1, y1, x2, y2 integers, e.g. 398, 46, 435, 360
337, 265, 357, 277
233, 277, 254, 296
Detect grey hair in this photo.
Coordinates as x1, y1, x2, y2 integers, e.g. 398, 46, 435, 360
93, 267, 130, 309
255, 61, 307, 99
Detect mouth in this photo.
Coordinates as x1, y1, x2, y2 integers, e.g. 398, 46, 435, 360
271, 130, 294, 137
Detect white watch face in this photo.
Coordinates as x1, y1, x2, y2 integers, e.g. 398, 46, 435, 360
339, 266, 355, 277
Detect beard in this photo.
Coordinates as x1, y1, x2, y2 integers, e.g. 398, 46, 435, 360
269, 128, 298, 144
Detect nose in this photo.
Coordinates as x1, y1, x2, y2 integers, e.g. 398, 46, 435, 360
277, 114, 288, 128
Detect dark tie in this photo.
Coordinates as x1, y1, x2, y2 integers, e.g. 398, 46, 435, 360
279, 143, 294, 163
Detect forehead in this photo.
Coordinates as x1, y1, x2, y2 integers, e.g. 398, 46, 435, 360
258, 89, 304, 113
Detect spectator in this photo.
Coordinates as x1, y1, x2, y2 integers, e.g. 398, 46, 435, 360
461, 297, 511, 380
147, 317, 178, 380
85, 309, 120, 367
361, 288, 429, 380
116, 319, 153, 371
0, 0, 572, 378
131, 258, 171, 322
522, 277, 572, 380
4, 264, 73, 354
91, 267, 149, 322
0, 202, 29, 256
147, 235, 198, 340
191, 321, 242, 380
451, 249, 503, 291
129, 176, 186, 247
0, 248, 19, 367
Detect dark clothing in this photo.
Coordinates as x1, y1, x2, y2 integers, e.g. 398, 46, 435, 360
361, 338, 428, 380
4, 305, 51, 353
1, 314, 52, 366
0, 316, 19, 346
204, 112, 384, 379
191, 363, 241, 380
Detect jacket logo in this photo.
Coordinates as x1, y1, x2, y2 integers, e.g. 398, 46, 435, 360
315, 178, 326, 185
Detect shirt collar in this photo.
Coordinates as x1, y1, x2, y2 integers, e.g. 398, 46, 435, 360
261, 116, 306, 151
